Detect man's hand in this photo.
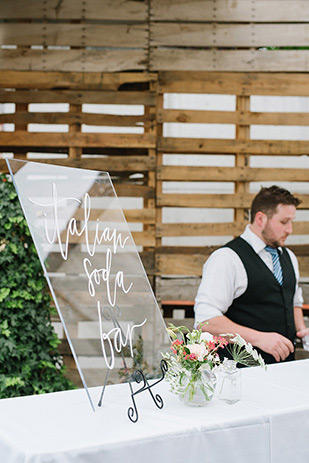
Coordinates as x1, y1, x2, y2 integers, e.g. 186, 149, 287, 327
296, 328, 309, 339
254, 332, 294, 362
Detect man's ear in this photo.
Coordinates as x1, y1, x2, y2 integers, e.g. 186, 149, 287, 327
254, 211, 267, 229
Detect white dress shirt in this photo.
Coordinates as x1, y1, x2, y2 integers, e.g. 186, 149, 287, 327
194, 224, 304, 326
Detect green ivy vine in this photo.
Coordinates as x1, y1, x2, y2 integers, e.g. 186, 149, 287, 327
0, 172, 74, 398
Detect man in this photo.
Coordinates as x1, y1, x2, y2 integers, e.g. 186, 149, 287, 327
194, 185, 309, 364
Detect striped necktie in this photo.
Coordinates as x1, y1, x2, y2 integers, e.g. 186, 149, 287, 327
265, 246, 283, 285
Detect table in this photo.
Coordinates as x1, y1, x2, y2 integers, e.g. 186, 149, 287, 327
1, 359, 309, 463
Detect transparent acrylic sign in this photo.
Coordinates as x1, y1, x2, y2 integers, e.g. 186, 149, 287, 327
7, 159, 169, 412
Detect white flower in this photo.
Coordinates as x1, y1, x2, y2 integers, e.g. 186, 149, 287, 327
200, 331, 214, 342
187, 343, 207, 361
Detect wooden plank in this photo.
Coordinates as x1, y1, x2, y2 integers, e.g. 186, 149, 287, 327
0, 71, 157, 90
151, 23, 309, 47
124, 209, 155, 224
115, 184, 154, 199
158, 110, 309, 126
159, 138, 309, 155
158, 72, 309, 96
294, 222, 309, 235
151, 49, 309, 72
157, 253, 309, 277
68, 104, 82, 161
155, 244, 309, 257
158, 166, 309, 182
299, 256, 309, 276
0, 157, 154, 173
0, 48, 147, 72
84, 180, 154, 198
157, 222, 239, 237
59, 230, 155, 247
234, 95, 250, 235
0, 23, 147, 47
157, 194, 309, 209
74, 208, 155, 224
0, 132, 155, 148
0, 0, 147, 20
0, 90, 155, 105
156, 253, 205, 276
155, 276, 201, 301
0, 112, 147, 127
151, 0, 309, 22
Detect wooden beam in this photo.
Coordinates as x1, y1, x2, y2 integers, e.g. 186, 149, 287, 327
158, 109, 309, 126
0, 132, 155, 148
156, 253, 309, 277
234, 95, 250, 231
156, 222, 309, 237
74, 208, 155, 224
152, 23, 309, 47
0, 112, 148, 127
158, 138, 309, 155
0, 0, 148, 20
152, 49, 309, 72
158, 72, 309, 96
0, 90, 155, 105
0, 157, 154, 172
157, 194, 309, 209
157, 222, 239, 237
59, 230, 155, 247
158, 166, 309, 182
0, 23, 147, 48
0, 71, 157, 90
151, 0, 309, 22
0, 48, 147, 72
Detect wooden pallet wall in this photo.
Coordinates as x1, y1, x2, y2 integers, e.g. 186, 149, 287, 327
0, 71, 157, 281
1, 0, 309, 72
156, 71, 309, 282
1, 71, 309, 283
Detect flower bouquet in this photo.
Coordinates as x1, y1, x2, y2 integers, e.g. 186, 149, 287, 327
162, 324, 265, 406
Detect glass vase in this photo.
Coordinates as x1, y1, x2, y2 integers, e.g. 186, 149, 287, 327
181, 367, 217, 407
218, 360, 241, 404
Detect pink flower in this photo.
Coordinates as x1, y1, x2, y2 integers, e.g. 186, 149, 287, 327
172, 339, 183, 346
208, 341, 216, 350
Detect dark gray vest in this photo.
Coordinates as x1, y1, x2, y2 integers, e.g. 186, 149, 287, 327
222, 236, 296, 364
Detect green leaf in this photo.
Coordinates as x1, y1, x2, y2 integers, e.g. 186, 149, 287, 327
0, 287, 10, 302
9, 243, 18, 254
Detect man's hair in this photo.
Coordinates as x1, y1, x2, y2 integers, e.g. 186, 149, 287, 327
250, 185, 301, 224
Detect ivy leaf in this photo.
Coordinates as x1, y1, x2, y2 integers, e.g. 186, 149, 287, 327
0, 320, 10, 338
0, 287, 10, 302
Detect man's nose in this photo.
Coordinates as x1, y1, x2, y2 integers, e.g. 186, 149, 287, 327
286, 222, 293, 234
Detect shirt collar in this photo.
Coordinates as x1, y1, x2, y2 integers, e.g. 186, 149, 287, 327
240, 224, 283, 255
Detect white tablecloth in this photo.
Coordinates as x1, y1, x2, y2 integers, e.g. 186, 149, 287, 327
1, 359, 309, 463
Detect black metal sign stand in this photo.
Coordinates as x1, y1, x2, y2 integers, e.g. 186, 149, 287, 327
127, 359, 168, 423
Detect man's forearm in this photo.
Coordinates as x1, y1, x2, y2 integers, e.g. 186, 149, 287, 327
294, 306, 306, 331
199, 315, 295, 362
200, 315, 261, 346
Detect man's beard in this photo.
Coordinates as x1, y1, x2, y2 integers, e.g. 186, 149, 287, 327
262, 225, 281, 248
